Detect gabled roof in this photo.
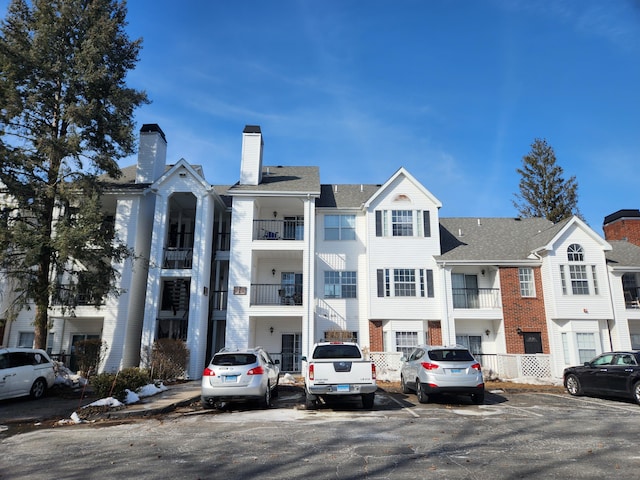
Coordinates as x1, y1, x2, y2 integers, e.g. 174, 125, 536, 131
316, 184, 380, 209
151, 158, 210, 192
228, 165, 321, 197
438, 217, 554, 263
363, 167, 442, 209
531, 216, 612, 254
606, 240, 640, 268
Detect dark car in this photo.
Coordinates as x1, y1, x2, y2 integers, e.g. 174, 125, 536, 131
563, 351, 640, 404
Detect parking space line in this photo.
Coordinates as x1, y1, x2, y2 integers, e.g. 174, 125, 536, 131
537, 393, 640, 413
386, 394, 420, 418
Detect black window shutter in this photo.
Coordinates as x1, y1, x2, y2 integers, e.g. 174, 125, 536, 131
426, 269, 434, 297
376, 211, 382, 237
377, 269, 384, 297
423, 211, 431, 237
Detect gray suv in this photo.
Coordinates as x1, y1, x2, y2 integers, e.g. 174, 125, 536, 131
201, 347, 280, 409
400, 345, 485, 404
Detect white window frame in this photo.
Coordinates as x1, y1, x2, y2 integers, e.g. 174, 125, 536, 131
324, 271, 357, 299
518, 267, 535, 297
395, 331, 418, 356
324, 214, 356, 241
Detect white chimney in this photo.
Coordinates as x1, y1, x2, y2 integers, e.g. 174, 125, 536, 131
240, 125, 263, 186
136, 124, 167, 183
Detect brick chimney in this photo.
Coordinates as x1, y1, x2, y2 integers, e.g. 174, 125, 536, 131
136, 124, 167, 183
603, 209, 640, 246
240, 125, 263, 186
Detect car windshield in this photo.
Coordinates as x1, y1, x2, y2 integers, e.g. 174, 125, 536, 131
428, 349, 474, 362
312, 344, 361, 359
212, 353, 257, 366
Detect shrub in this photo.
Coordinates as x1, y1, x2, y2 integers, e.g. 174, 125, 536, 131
90, 367, 151, 402
150, 339, 189, 380
74, 338, 107, 375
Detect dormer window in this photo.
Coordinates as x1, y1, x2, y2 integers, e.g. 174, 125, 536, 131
567, 244, 584, 262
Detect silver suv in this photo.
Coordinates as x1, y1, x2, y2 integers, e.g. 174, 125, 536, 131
0, 347, 56, 401
400, 345, 485, 404
201, 347, 280, 409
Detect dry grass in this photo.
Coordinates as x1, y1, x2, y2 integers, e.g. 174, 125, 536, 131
377, 380, 566, 395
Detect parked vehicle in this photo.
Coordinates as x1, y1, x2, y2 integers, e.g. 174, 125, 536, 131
201, 347, 280, 409
400, 345, 485, 404
563, 351, 640, 404
0, 347, 56, 401
302, 341, 377, 409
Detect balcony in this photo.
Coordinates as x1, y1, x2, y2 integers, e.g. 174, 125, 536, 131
250, 284, 303, 306
253, 219, 304, 241
452, 288, 501, 309
52, 287, 104, 307
163, 247, 193, 269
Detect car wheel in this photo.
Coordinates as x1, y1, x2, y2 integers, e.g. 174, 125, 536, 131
201, 400, 214, 410
633, 382, 640, 405
305, 391, 318, 410
259, 382, 271, 408
401, 375, 411, 394
362, 393, 375, 409
472, 391, 485, 404
565, 374, 583, 396
416, 380, 429, 404
30, 378, 47, 400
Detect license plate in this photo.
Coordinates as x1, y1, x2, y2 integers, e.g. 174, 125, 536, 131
336, 385, 350, 392
224, 375, 238, 382
449, 369, 463, 374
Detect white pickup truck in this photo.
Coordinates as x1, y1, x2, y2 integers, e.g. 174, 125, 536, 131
301, 341, 377, 409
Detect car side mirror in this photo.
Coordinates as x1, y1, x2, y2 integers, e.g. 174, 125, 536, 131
274, 359, 280, 365
400, 356, 406, 362
301, 356, 307, 362
583, 362, 591, 367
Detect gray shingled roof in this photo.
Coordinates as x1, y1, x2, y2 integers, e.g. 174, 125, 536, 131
228, 166, 320, 195
606, 240, 640, 267
437, 217, 555, 262
316, 184, 381, 208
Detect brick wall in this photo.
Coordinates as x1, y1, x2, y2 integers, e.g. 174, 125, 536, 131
369, 320, 383, 351
603, 218, 640, 247
499, 267, 549, 354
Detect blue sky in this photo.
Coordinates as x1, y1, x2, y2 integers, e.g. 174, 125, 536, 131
3, 1, 640, 231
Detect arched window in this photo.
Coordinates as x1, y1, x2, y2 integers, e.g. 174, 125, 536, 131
567, 244, 584, 262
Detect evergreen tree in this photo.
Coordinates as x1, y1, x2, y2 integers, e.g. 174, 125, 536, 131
0, 0, 148, 349
513, 138, 580, 223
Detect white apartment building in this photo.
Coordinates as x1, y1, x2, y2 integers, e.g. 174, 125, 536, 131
2, 124, 640, 380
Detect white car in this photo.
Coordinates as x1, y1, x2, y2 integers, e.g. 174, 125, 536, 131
0, 347, 56, 401
201, 347, 280, 409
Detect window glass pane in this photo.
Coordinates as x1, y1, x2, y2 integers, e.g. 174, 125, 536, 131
570, 265, 589, 295
394, 269, 416, 296
576, 333, 596, 363
18, 332, 35, 348
568, 244, 584, 262
395, 331, 418, 356
519, 267, 535, 297
391, 210, 413, 236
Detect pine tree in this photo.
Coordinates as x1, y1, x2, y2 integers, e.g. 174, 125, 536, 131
513, 138, 580, 223
0, 0, 148, 349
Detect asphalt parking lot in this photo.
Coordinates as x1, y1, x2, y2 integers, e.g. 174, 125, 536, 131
4, 385, 640, 479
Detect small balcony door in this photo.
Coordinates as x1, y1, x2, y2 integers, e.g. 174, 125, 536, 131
281, 272, 303, 305
452, 274, 479, 308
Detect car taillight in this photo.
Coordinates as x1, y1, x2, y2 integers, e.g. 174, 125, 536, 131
247, 366, 264, 375
421, 362, 439, 370
309, 364, 314, 381
471, 363, 482, 371
371, 363, 377, 380
203, 367, 215, 377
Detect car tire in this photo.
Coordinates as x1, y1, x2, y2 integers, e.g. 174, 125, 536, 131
633, 381, 640, 405
201, 400, 215, 410
565, 374, 583, 396
305, 391, 318, 410
472, 391, 485, 404
401, 375, 411, 394
362, 393, 375, 409
416, 380, 429, 404
272, 379, 279, 398
259, 382, 271, 408
30, 378, 47, 400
